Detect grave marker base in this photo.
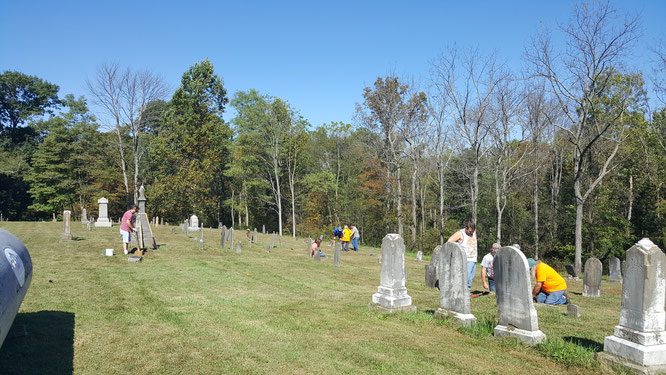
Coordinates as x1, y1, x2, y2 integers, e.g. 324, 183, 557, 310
597, 351, 666, 375
128, 256, 142, 262
493, 325, 546, 345
434, 308, 476, 327
603, 335, 666, 367
368, 303, 416, 314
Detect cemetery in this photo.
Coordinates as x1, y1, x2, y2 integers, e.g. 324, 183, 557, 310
1, 1, 666, 374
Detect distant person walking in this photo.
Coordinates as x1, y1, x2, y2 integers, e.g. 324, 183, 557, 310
120, 205, 137, 255
481, 243, 500, 291
342, 225, 352, 252
447, 221, 477, 290
350, 225, 360, 251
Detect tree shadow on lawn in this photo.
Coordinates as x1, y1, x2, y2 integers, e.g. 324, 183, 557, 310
563, 336, 604, 352
0, 310, 74, 375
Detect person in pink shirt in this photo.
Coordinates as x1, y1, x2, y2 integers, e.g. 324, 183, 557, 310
311, 238, 321, 257
120, 205, 137, 255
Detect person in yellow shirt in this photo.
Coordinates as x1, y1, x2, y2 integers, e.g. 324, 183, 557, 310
527, 258, 568, 305
341, 225, 352, 252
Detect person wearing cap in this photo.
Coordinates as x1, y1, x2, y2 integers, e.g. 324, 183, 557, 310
527, 258, 568, 305
481, 243, 500, 291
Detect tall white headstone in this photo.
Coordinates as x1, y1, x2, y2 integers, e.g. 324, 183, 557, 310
371, 234, 416, 313
188, 215, 199, 232
599, 238, 666, 372
95, 198, 112, 227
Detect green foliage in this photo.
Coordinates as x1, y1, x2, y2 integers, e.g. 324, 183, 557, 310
0, 70, 60, 130
537, 338, 598, 369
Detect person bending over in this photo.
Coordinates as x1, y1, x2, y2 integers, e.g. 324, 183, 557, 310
447, 221, 477, 290
527, 258, 568, 305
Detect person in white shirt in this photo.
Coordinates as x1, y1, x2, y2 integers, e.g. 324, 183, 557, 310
447, 221, 477, 290
481, 243, 500, 291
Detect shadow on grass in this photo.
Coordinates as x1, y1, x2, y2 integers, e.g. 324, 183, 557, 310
0, 310, 74, 375
563, 336, 604, 352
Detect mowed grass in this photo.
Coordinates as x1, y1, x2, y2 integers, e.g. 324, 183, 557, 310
0, 222, 630, 374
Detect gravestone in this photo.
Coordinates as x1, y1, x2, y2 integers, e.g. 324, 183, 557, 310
425, 245, 441, 288
60, 210, 72, 241
132, 185, 157, 250
314, 249, 321, 262
599, 238, 666, 372
265, 245, 270, 253
220, 228, 226, 247
370, 234, 416, 313
377, 254, 382, 263
328, 239, 333, 247
171, 228, 175, 234
493, 245, 546, 344
305, 237, 312, 256
334, 241, 341, 267
583, 257, 602, 297
229, 228, 234, 250
434, 242, 476, 326
608, 257, 622, 283
188, 215, 199, 232
86, 222, 91, 231
128, 256, 142, 263
270, 233, 276, 248
52, 212, 57, 222
81, 208, 89, 225
565, 264, 578, 279
95, 197, 112, 227
253, 230, 258, 243
567, 304, 581, 318
262, 225, 265, 234
236, 241, 242, 254
416, 251, 423, 262
199, 223, 204, 249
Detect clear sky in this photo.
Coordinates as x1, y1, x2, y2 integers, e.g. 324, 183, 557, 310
1, 0, 664, 128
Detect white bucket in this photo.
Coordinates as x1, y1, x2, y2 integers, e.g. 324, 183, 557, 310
105, 248, 114, 256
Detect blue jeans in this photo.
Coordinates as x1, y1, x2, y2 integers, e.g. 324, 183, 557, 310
467, 261, 476, 290
351, 237, 359, 251
536, 289, 567, 305
488, 279, 495, 292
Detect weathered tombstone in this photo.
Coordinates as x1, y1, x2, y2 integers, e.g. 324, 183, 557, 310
86, 222, 91, 231
171, 228, 175, 234
314, 249, 321, 262
334, 241, 341, 267
0, 229, 33, 348
493, 245, 546, 344
565, 264, 578, 279
328, 239, 333, 247
60, 210, 72, 241
425, 245, 441, 288
270, 233, 276, 248
52, 212, 57, 222
253, 230, 258, 243
567, 304, 581, 318
370, 234, 416, 313
377, 254, 382, 263
224, 227, 232, 248
199, 223, 204, 249
305, 237, 312, 256
416, 251, 423, 262
132, 186, 157, 249
583, 257, 602, 297
621, 260, 627, 278
185, 223, 189, 237
81, 208, 89, 225
236, 241, 242, 254
265, 245, 270, 253
136, 221, 145, 250
608, 257, 622, 283
188, 215, 199, 232
262, 225, 265, 234
220, 228, 227, 248
229, 228, 234, 250
599, 238, 666, 372
434, 242, 476, 326
95, 197, 112, 227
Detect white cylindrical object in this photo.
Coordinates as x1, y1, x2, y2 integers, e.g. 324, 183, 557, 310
105, 248, 114, 256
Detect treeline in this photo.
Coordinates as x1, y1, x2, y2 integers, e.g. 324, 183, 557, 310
1, 2, 664, 271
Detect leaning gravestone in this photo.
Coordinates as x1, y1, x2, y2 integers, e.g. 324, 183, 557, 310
425, 245, 441, 288
416, 251, 423, 262
599, 238, 666, 373
608, 256, 622, 283
493, 245, 546, 344
60, 210, 72, 241
370, 234, 416, 313
583, 257, 602, 297
434, 242, 476, 326
95, 197, 112, 227
220, 228, 227, 247
188, 215, 199, 232
81, 208, 89, 225
0, 229, 33, 348
565, 264, 578, 279
334, 241, 341, 267
224, 227, 232, 248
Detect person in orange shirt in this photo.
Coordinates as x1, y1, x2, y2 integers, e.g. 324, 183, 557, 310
527, 258, 568, 305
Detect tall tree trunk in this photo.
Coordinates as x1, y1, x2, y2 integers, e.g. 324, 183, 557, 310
231, 189, 235, 228
627, 174, 633, 221
471, 163, 479, 224
574, 179, 584, 275
410, 167, 417, 251
115, 128, 130, 205
495, 169, 503, 244
533, 172, 539, 260
290, 178, 296, 238
396, 163, 403, 236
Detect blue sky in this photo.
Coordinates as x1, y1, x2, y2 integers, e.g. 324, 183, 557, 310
1, 1, 664, 128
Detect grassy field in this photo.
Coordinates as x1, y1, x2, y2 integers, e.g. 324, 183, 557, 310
0, 221, 634, 374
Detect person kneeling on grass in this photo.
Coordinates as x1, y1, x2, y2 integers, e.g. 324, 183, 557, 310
527, 258, 568, 305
